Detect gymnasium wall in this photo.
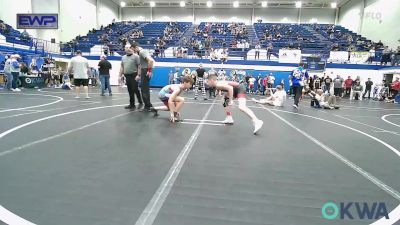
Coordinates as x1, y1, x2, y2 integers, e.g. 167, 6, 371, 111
0, 0, 32, 28
338, 0, 400, 49
97, 0, 119, 27
121, 7, 336, 25
0, 0, 119, 43
361, 0, 400, 49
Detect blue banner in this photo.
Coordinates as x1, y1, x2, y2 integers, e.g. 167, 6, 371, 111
17, 14, 58, 29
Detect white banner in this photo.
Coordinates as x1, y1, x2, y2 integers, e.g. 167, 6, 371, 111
350, 52, 370, 64
329, 51, 349, 63
279, 49, 301, 63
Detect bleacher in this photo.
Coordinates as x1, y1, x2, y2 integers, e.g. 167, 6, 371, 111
302, 24, 373, 51
254, 23, 376, 59
0, 21, 33, 46
1, 17, 387, 63
61, 21, 191, 54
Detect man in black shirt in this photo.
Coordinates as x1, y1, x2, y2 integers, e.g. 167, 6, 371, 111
324, 75, 333, 94
194, 63, 207, 100
98, 55, 113, 96
363, 78, 373, 99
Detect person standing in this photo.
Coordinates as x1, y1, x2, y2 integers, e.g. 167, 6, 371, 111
208, 67, 217, 98
10, 54, 21, 92
98, 55, 112, 96
120, 46, 142, 110
3, 55, 12, 91
194, 63, 207, 100
344, 76, 353, 97
363, 78, 373, 99
268, 73, 275, 88
333, 75, 344, 96
131, 42, 155, 111
168, 70, 174, 84
266, 43, 273, 60
324, 75, 333, 94
290, 63, 309, 109
262, 75, 268, 95
255, 43, 261, 60
68, 50, 90, 99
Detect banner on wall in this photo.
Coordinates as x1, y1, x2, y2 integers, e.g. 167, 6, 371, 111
329, 51, 349, 63
17, 14, 58, 29
278, 49, 301, 64
350, 52, 369, 64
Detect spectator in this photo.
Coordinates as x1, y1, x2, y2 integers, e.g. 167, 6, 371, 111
20, 63, 28, 75
381, 46, 391, 65
363, 78, 373, 99
255, 43, 261, 60
10, 54, 21, 92
256, 74, 262, 94
262, 75, 268, 95
68, 50, 90, 99
62, 73, 73, 90
344, 76, 353, 97
168, 70, 174, 84
98, 55, 112, 96
29, 58, 39, 74
389, 77, 400, 103
20, 29, 30, 41
352, 80, 363, 100
248, 75, 256, 94
266, 43, 273, 60
89, 67, 98, 87
333, 75, 344, 96
324, 75, 333, 93
314, 75, 321, 90
308, 76, 314, 91
268, 73, 275, 88
3, 55, 12, 91
368, 47, 375, 64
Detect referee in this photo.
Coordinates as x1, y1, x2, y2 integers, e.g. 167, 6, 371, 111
131, 42, 155, 112
194, 63, 207, 100
120, 45, 143, 110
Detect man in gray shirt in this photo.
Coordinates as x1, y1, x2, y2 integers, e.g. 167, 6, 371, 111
333, 75, 344, 97
131, 42, 155, 111
120, 46, 143, 110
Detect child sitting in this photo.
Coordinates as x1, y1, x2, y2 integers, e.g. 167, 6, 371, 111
62, 73, 73, 90
251, 85, 286, 107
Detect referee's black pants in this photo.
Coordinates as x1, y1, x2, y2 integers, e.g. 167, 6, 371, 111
140, 68, 153, 108
125, 73, 142, 106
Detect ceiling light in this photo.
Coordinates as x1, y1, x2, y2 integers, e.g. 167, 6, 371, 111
180, 1, 185, 7
233, 1, 239, 8
261, 1, 268, 7
150, 1, 156, 7
120, 1, 126, 7
331, 2, 337, 8
295, 1, 302, 8
206, 1, 212, 7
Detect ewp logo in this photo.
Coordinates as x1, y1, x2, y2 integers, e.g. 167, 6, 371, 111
322, 202, 389, 220
17, 14, 58, 29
